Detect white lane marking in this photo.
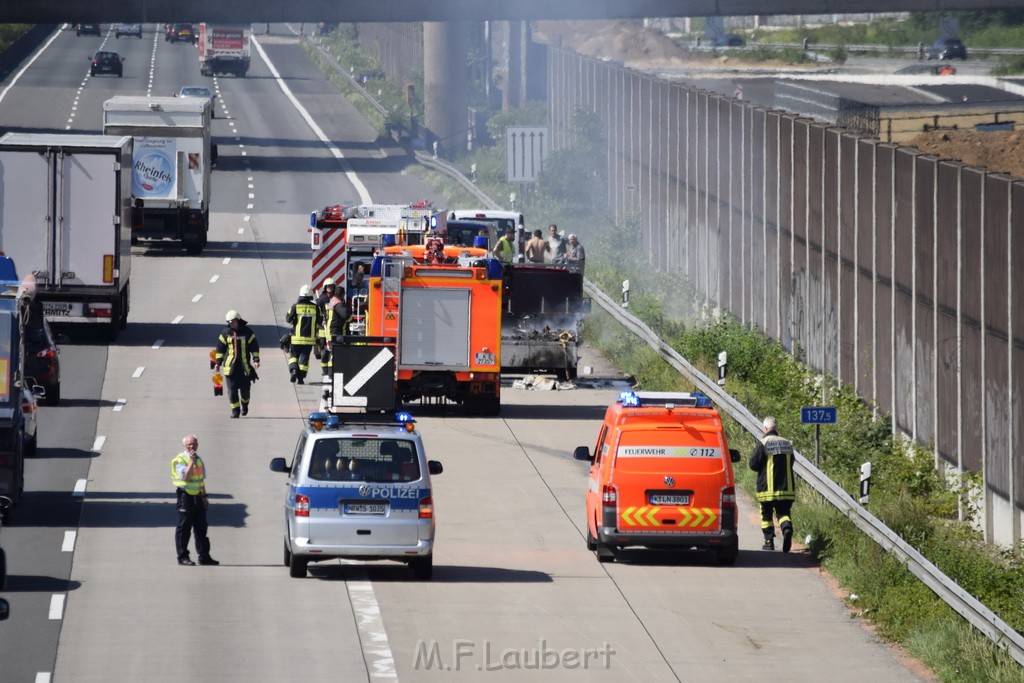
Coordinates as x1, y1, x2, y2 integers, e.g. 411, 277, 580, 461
171, 315, 184, 324
244, 215, 251, 222
210, 274, 220, 283
347, 578, 397, 679
92, 436, 106, 452
0, 26, 65, 105
247, 183, 254, 189
61, 531, 77, 553
48, 595, 65, 620
132, 367, 145, 378
35, 672, 51, 683
248, 193, 254, 199
222, 258, 231, 265
238, 228, 245, 234
112, 399, 126, 412
191, 294, 203, 303
152, 339, 164, 349
252, 37, 373, 205
247, 176, 253, 181
241, 151, 247, 156
231, 242, 239, 248
73, 479, 87, 497
247, 204, 254, 210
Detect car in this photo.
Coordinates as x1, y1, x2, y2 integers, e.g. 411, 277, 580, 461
926, 38, 967, 61
75, 23, 101, 37
177, 85, 216, 118
574, 391, 742, 565
24, 316, 64, 406
167, 23, 195, 44
115, 23, 142, 39
712, 33, 745, 47
269, 412, 444, 579
89, 50, 123, 77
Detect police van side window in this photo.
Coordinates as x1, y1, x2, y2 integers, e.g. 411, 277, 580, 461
289, 435, 306, 482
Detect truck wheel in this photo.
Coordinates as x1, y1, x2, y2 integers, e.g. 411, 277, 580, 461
184, 239, 205, 256
25, 435, 37, 458
288, 554, 307, 578
43, 382, 60, 407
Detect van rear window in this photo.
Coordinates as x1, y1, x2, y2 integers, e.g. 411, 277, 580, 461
613, 430, 724, 471
308, 438, 419, 483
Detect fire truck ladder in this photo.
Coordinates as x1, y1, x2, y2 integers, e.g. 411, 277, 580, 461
379, 258, 402, 339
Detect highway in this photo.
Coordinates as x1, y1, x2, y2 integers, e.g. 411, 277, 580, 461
0, 24, 929, 681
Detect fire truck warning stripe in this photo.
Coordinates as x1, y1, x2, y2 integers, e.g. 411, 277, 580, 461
620, 506, 719, 529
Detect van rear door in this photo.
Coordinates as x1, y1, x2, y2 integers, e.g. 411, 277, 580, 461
611, 424, 729, 533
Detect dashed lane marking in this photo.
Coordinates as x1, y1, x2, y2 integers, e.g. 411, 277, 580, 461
61, 531, 76, 552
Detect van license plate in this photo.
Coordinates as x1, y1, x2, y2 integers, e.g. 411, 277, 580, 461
650, 494, 689, 505
343, 503, 387, 515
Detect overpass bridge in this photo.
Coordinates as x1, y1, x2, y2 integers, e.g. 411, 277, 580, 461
1, 0, 1020, 23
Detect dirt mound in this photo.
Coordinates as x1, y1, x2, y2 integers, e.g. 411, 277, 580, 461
908, 129, 1024, 181
534, 20, 699, 69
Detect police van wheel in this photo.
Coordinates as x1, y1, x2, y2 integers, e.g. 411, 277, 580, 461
289, 554, 307, 578
283, 541, 291, 567
411, 555, 433, 580
585, 524, 597, 551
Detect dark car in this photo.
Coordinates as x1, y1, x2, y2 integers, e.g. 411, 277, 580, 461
115, 23, 142, 39
167, 23, 195, 44
89, 50, 123, 77
76, 23, 101, 37
24, 317, 63, 406
712, 33, 745, 47
926, 38, 967, 61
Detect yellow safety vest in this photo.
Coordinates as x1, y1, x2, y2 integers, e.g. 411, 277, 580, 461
171, 453, 205, 495
494, 236, 514, 263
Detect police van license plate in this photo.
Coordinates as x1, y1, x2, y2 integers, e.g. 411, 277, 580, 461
650, 494, 690, 505
343, 503, 387, 515
43, 302, 73, 316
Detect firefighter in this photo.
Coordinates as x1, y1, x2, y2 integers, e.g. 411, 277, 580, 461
287, 285, 321, 384
324, 287, 351, 381
214, 310, 260, 418
749, 416, 796, 552
315, 278, 337, 377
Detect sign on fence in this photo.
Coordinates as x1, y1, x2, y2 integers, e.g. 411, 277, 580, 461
505, 126, 548, 183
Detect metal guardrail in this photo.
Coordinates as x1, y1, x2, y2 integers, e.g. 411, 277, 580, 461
309, 34, 1024, 667
691, 41, 1024, 56
584, 282, 1024, 668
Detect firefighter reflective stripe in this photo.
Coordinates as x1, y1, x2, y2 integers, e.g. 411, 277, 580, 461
170, 453, 205, 495
290, 302, 319, 345
218, 330, 257, 375
619, 506, 719, 529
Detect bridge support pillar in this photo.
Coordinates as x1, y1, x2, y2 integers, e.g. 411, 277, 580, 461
423, 22, 468, 157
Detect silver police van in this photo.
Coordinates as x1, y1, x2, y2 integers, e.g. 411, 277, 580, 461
270, 412, 443, 579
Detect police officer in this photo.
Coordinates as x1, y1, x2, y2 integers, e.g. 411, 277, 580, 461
171, 434, 218, 566
315, 278, 337, 378
749, 416, 796, 552
287, 285, 321, 384
214, 310, 260, 418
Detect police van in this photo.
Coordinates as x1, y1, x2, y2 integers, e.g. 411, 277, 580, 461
574, 391, 741, 565
270, 411, 443, 579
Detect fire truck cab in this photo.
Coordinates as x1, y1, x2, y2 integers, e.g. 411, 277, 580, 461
366, 243, 503, 415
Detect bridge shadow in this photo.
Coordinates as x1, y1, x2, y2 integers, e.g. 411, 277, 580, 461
8, 490, 246, 529
495, 403, 609, 422
308, 562, 553, 583
105, 322, 286, 350
3, 575, 82, 592
131, 239, 308, 261
609, 546, 818, 569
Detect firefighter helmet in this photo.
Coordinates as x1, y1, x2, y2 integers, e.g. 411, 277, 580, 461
225, 310, 241, 322
299, 285, 311, 297
323, 278, 336, 287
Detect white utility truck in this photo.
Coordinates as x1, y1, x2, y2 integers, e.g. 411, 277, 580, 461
0, 133, 133, 338
103, 95, 213, 255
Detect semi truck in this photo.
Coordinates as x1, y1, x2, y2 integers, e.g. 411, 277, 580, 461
103, 96, 213, 255
198, 23, 251, 77
366, 242, 503, 415
0, 133, 133, 338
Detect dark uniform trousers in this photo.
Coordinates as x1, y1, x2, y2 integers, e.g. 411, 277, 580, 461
225, 365, 251, 412
175, 488, 211, 561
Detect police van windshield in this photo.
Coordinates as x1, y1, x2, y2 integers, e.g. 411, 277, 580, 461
308, 438, 419, 482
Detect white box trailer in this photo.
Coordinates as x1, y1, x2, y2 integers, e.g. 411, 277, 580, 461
0, 133, 133, 338
198, 23, 251, 77
102, 96, 212, 255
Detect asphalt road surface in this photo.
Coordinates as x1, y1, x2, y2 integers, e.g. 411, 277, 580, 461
0, 24, 929, 682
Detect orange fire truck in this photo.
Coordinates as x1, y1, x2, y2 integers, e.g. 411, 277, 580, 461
365, 241, 503, 415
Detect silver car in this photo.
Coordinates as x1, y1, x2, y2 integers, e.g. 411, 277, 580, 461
177, 85, 216, 118
270, 412, 443, 579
